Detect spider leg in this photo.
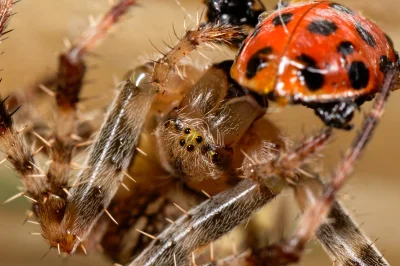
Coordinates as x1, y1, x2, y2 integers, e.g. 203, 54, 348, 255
255, 69, 397, 265
37, 66, 157, 254
101, 181, 208, 264
130, 179, 276, 266
294, 176, 389, 266
7, 0, 137, 156
200, 147, 389, 266
151, 23, 245, 93
48, 0, 137, 196
2, 0, 141, 256
0, 96, 46, 200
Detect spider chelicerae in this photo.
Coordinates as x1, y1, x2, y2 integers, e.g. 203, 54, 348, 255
0, 0, 399, 265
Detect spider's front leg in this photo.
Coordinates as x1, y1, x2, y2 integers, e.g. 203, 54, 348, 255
38, 66, 157, 254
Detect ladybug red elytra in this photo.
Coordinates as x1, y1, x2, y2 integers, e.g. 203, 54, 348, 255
230, 1, 399, 129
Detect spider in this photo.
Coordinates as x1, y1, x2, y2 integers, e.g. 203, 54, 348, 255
0, 0, 399, 265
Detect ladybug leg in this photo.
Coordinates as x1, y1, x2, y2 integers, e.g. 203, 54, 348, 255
313, 101, 357, 130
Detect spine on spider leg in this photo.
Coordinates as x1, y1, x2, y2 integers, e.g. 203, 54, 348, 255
47, 0, 136, 194
0, 97, 46, 199
152, 23, 245, 91
52, 67, 155, 253
130, 179, 276, 266
294, 177, 389, 266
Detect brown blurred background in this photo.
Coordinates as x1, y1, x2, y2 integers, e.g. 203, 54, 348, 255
0, 0, 399, 265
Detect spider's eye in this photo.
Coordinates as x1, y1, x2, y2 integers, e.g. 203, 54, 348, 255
179, 139, 186, 147
184, 128, 191, 134
196, 135, 203, 143
187, 145, 195, 152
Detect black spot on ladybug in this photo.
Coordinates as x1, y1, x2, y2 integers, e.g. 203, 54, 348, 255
298, 54, 317, 66
348, 61, 369, 90
337, 41, 354, 56
297, 54, 325, 91
307, 20, 338, 36
379, 55, 394, 73
329, 3, 355, 15
245, 46, 273, 79
272, 13, 293, 26
355, 23, 376, 47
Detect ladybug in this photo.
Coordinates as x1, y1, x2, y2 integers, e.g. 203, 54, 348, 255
230, 1, 399, 129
